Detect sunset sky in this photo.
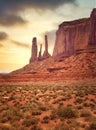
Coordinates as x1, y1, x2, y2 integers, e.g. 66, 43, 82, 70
0, 0, 96, 73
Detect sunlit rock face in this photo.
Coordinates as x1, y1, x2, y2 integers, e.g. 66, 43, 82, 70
53, 8, 96, 57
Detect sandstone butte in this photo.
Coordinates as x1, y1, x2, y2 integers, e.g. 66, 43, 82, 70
0, 8, 96, 84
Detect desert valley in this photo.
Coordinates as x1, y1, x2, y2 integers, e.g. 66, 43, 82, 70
0, 8, 96, 130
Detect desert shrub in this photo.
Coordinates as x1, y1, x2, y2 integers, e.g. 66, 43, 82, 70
0, 104, 9, 112
57, 106, 78, 118
89, 103, 95, 108
83, 102, 90, 107
93, 110, 96, 115
50, 111, 57, 120
42, 116, 50, 123
76, 91, 84, 97
75, 98, 83, 104
81, 124, 86, 128
17, 125, 28, 130
11, 121, 21, 127
90, 99, 95, 103
53, 123, 74, 130
31, 125, 42, 130
39, 106, 47, 111
80, 110, 92, 117
4, 108, 23, 121
22, 117, 39, 127
76, 105, 83, 110
0, 124, 16, 130
87, 123, 96, 130
32, 111, 41, 116
0, 115, 9, 123
85, 116, 96, 123
52, 100, 59, 104
59, 102, 64, 106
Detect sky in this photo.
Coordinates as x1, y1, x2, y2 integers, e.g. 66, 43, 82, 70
0, 0, 96, 73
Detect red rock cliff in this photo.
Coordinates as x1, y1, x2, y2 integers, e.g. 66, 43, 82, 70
53, 8, 96, 57
89, 8, 96, 44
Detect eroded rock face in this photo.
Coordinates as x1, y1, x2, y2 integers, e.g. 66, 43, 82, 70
30, 37, 38, 63
53, 8, 96, 57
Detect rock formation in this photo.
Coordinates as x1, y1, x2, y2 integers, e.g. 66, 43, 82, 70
0, 9, 96, 84
30, 35, 51, 63
43, 35, 51, 59
38, 44, 42, 60
89, 8, 96, 44
30, 37, 38, 63
53, 8, 96, 57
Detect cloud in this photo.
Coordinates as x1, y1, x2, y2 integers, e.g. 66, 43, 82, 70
0, 0, 76, 26
0, 13, 28, 26
0, 0, 76, 13
11, 40, 30, 49
0, 31, 30, 49
0, 32, 8, 41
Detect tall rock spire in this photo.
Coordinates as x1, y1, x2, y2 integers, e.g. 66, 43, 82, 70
43, 35, 51, 59
30, 37, 38, 63
45, 35, 48, 53
38, 44, 42, 60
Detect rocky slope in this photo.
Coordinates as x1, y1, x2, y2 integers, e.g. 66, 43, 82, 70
0, 52, 96, 84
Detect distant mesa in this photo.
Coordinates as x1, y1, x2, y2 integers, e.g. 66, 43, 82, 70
30, 35, 51, 63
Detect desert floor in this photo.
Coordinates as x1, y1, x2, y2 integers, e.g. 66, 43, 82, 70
0, 79, 96, 130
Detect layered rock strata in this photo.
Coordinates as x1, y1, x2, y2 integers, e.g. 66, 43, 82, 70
53, 8, 96, 57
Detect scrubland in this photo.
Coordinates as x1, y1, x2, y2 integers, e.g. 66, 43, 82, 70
0, 80, 96, 130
